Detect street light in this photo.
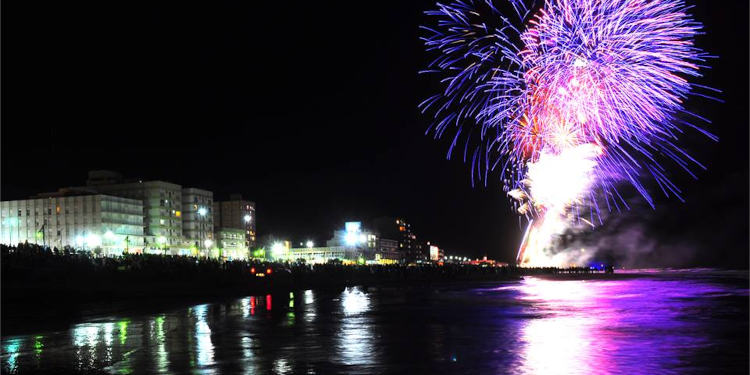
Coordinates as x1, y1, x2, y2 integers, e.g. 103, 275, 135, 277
271, 242, 287, 259
306, 240, 314, 248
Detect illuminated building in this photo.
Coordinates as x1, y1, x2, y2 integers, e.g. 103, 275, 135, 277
0, 193, 144, 255
84, 171, 184, 252
213, 194, 256, 248
182, 188, 214, 254
429, 245, 440, 261
288, 246, 348, 264
377, 238, 400, 262
371, 217, 425, 262
215, 228, 248, 260
327, 221, 378, 260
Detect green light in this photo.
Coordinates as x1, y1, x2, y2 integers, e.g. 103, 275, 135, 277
118, 320, 129, 345
35, 231, 44, 240
252, 248, 266, 258
34, 335, 44, 357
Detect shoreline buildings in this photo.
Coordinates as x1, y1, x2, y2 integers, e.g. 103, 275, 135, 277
1, 171, 253, 260
1, 171, 455, 264
1, 192, 144, 256
213, 194, 256, 249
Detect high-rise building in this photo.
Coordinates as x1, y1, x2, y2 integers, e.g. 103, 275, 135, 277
213, 194, 256, 248
377, 238, 400, 261
181, 188, 214, 254
0, 193, 144, 255
371, 216, 425, 262
84, 171, 186, 250
86, 176, 184, 251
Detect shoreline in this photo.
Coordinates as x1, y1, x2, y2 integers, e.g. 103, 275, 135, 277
2, 275, 522, 336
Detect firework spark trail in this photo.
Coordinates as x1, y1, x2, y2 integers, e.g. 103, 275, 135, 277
420, 0, 717, 266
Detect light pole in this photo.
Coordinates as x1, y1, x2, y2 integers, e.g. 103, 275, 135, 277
204, 239, 213, 258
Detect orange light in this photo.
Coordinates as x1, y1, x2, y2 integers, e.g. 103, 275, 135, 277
266, 268, 272, 274
250, 267, 255, 273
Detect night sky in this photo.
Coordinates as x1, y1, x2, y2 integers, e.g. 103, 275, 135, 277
2, 1, 747, 266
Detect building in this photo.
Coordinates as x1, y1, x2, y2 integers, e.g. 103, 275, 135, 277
429, 244, 440, 261
213, 194, 256, 248
288, 246, 348, 264
215, 228, 248, 260
1, 193, 144, 255
182, 187, 214, 254
377, 238, 400, 262
371, 217, 424, 262
84, 171, 184, 252
326, 221, 378, 260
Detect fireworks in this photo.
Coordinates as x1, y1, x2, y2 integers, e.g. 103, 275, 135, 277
420, 0, 717, 266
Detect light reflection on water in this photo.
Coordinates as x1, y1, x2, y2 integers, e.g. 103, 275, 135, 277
2, 272, 747, 374
337, 287, 375, 367
517, 278, 613, 375
193, 304, 215, 369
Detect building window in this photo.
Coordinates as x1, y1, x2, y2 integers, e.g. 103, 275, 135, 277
47, 208, 52, 215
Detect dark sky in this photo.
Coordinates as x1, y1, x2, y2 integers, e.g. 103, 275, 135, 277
2, 1, 747, 266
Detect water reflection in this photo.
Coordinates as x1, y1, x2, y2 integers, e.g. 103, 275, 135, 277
4, 339, 19, 372
193, 304, 215, 369
512, 277, 744, 375
337, 287, 376, 366
73, 324, 101, 370
152, 315, 169, 372
517, 278, 614, 375
1, 272, 747, 374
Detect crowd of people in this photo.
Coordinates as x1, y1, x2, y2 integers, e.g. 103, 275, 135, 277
2, 243, 612, 301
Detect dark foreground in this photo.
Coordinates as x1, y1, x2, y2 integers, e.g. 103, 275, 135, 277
2, 244, 614, 335
2, 269, 748, 375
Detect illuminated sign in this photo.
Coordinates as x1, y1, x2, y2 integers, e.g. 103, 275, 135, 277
345, 222, 361, 233
430, 245, 440, 261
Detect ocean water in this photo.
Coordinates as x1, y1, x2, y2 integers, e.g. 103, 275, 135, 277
2, 269, 748, 374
